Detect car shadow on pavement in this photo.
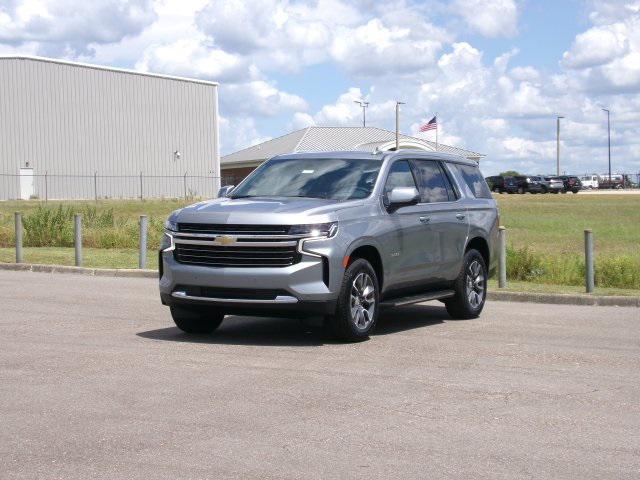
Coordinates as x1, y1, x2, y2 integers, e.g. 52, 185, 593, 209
137, 316, 332, 347
375, 303, 450, 335
136, 303, 452, 346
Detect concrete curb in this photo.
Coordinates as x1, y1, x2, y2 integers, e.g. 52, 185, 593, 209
488, 290, 639, 307
1, 262, 638, 307
0, 262, 157, 278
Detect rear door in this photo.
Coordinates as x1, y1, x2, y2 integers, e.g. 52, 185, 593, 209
410, 159, 468, 283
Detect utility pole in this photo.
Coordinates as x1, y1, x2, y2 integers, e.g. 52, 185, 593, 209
354, 100, 369, 127
602, 108, 611, 185
395, 101, 405, 150
556, 116, 564, 176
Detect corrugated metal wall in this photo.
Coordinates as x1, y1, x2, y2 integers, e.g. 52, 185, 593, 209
0, 57, 220, 200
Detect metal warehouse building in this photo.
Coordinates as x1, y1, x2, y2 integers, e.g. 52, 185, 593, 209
0, 56, 220, 200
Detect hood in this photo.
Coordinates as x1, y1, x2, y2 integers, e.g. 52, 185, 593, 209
174, 196, 354, 225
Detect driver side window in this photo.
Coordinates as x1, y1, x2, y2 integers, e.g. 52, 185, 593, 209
384, 160, 417, 196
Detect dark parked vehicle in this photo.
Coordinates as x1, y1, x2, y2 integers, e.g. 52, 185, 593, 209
485, 175, 515, 194
541, 177, 565, 193
558, 175, 582, 193
509, 175, 544, 194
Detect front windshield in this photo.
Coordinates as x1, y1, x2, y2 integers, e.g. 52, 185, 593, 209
230, 157, 381, 200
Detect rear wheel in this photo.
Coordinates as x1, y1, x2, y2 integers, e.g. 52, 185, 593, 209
170, 306, 224, 334
327, 258, 379, 342
445, 249, 487, 319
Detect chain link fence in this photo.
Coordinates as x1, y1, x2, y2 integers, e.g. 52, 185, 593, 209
0, 173, 220, 201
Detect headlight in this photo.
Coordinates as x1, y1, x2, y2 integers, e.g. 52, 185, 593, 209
164, 219, 178, 232
160, 232, 174, 251
289, 222, 338, 238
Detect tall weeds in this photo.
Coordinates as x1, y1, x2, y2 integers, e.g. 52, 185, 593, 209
12, 205, 163, 249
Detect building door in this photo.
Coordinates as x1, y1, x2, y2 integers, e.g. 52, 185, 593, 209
19, 167, 34, 200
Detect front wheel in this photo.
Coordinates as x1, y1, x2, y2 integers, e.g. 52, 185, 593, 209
170, 306, 224, 334
445, 250, 488, 319
327, 258, 379, 342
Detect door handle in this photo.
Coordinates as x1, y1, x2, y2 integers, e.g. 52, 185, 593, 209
455, 213, 466, 220
419, 216, 430, 223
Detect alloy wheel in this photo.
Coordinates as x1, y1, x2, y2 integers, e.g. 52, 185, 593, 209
466, 260, 485, 309
350, 272, 376, 331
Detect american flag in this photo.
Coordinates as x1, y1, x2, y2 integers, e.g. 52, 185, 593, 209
420, 116, 437, 132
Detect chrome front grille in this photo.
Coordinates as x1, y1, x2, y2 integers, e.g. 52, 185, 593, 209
174, 243, 299, 268
177, 223, 290, 235
172, 224, 301, 268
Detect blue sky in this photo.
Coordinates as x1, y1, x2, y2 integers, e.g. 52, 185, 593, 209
1, 0, 640, 175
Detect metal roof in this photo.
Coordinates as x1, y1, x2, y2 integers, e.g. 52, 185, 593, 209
222, 126, 484, 165
0, 55, 219, 86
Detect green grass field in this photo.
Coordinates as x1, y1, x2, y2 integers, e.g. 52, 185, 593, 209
496, 193, 639, 256
0, 194, 638, 290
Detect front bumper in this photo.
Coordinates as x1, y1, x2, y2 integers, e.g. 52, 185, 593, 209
159, 235, 345, 316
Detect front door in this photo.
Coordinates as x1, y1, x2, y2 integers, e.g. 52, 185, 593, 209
379, 159, 438, 290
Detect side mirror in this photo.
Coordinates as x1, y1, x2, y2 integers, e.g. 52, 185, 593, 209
385, 187, 420, 209
218, 185, 234, 198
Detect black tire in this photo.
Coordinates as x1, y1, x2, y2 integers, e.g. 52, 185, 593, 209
445, 249, 488, 320
541, 187, 548, 194
170, 306, 224, 334
327, 258, 379, 342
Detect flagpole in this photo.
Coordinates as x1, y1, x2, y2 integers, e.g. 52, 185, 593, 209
435, 112, 438, 152
395, 101, 405, 150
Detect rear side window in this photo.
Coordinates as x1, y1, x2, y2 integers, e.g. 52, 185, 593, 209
455, 164, 493, 199
410, 160, 456, 203
384, 160, 417, 196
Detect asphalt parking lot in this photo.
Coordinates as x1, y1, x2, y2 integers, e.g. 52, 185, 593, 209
1, 270, 639, 479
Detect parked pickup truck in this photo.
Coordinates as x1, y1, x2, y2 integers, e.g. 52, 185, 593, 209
160, 150, 499, 341
580, 175, 599, 189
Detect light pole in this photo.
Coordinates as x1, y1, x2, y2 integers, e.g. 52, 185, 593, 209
354, 100, 369, 127
395, 101, 405, 150
556, 116, 564, 176
602, 108, 611, 185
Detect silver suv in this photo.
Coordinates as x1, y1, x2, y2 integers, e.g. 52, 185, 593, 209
160, 150, 499, 341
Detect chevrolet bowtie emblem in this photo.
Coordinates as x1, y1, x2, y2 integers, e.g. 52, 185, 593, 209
214, 235, 236, 246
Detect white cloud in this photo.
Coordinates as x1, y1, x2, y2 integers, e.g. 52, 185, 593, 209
560, 7, 640, 93
588, 0, 640, 25
562, 23, 629, 69
136, 36, 249, 82
290, 112, 316, 130
331, 18, 447, 76
0, 0, 157, 56
453, 0, 519, 38
509, 66, 540, 82
221, 80, 308, 117
195, 0, 362, 72
313, 87, 366, 125
219, 115, 271, 155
